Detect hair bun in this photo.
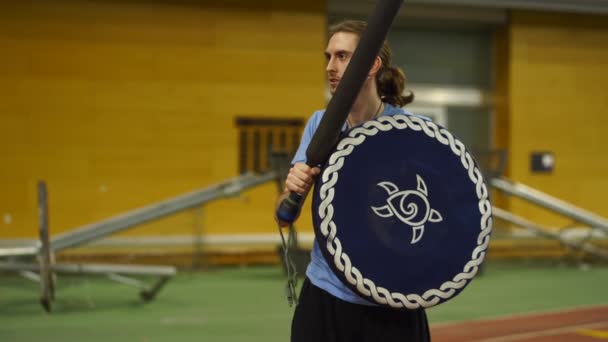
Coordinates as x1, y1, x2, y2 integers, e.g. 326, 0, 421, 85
377, 66, 413, 107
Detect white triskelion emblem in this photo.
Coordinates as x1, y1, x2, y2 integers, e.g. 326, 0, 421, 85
371, 174, 443, 244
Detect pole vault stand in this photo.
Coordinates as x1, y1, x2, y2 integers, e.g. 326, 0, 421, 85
0, 173, 276, 312
472, 149, 608, 262
0, 173, 277, 312
37, 181, 55, 312
0, 181, 179, 312
0, 261, 176, 304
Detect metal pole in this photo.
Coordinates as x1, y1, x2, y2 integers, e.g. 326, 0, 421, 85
492, 178, 608, 234
492, 206, 608, 261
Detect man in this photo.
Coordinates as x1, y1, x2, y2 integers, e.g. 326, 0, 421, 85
276, 20, 431, 342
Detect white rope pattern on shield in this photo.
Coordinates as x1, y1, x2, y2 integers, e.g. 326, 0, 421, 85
317, 114, 493, 309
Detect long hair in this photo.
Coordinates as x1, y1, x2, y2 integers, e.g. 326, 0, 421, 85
328, 20, 414, 107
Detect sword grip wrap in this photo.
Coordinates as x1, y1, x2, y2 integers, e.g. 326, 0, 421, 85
276, 192, 303, 224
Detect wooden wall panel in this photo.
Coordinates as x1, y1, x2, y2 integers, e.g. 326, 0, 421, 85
507, 11, 608, 228
0, 0, 326, 238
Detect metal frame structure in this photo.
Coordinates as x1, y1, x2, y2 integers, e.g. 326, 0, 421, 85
491, 177, 608, 261
3, 166, 607, 312
492, 207, 608, 261
492, 178, 608, 234
0, 172, 276, 312
50, 172, 276, 252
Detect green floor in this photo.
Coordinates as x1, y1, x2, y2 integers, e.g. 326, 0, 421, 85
1, 261, 607, 342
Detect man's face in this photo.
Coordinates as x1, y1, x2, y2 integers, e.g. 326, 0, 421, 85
325, 32, 359, 95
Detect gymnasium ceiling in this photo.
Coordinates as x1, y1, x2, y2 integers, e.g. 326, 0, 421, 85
329, 0, 608, 26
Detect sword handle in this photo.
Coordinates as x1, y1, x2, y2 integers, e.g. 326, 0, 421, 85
276, 192, 303, 224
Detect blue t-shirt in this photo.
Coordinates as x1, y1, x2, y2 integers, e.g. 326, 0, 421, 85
291, 102, 425, 305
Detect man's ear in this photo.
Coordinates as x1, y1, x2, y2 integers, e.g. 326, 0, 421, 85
368, 56, 383, 78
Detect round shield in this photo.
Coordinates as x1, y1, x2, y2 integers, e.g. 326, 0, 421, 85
312, 114, 492, 310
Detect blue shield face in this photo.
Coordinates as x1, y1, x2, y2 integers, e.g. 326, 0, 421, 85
312, 115, 492, 310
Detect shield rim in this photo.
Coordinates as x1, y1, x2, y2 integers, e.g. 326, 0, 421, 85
314, 114, 493, 309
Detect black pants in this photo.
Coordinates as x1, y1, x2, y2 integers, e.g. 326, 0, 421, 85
291, 278, 431, 342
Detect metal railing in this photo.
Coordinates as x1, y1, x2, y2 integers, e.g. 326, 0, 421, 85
492, 178, 608, 234
0, 171, 278, 312
491, 177, 608, 260
492, 207, 608, 261
51, 171, 277, 252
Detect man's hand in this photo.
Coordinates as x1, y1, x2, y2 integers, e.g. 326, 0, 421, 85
275, 163, 321, 227
285, 163, 321, 196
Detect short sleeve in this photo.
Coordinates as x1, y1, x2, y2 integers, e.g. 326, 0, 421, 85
291, 111, 323, 165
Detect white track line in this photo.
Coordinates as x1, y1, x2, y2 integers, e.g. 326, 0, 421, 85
476, 321, 608, 342
433, 304, 608, 328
